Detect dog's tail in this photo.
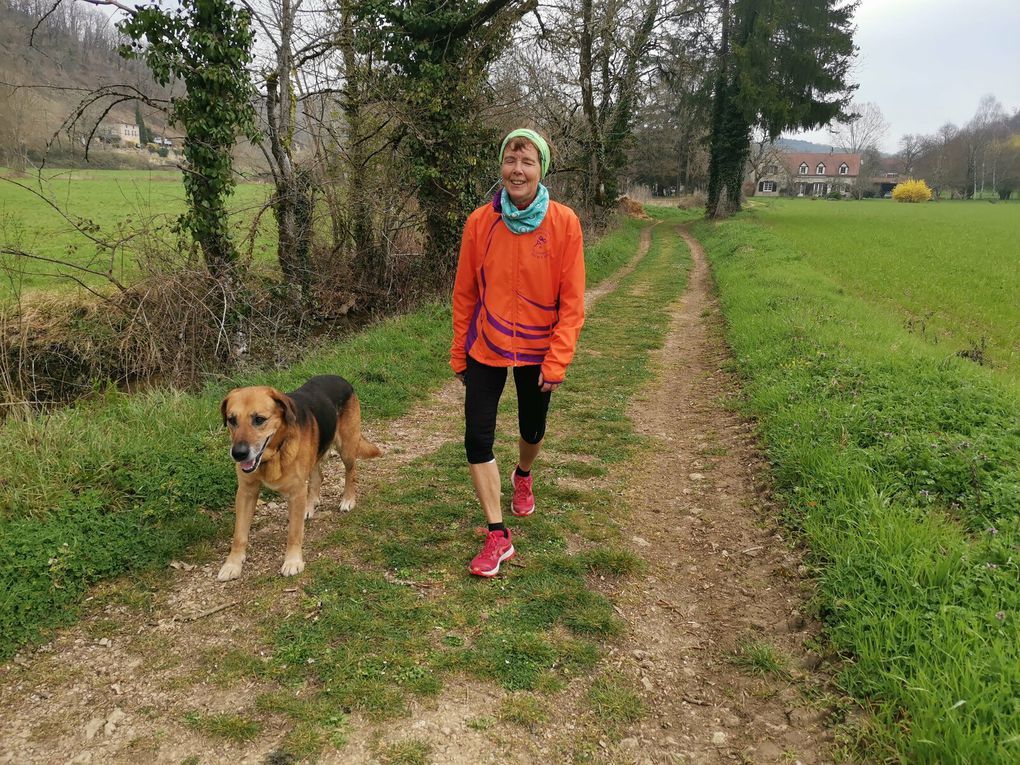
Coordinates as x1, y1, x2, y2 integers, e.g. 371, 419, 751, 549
358, 437, 383, 459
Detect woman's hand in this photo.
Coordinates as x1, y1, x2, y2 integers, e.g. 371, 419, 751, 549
538, 373, 560, 394
455, 371, 466, 386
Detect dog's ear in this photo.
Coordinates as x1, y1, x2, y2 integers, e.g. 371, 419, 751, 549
220, 391, 234, 425
270, 389, 298, 426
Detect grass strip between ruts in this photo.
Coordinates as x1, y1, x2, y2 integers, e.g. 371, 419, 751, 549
692, 215, 1020, 764
0, 216, 650, 661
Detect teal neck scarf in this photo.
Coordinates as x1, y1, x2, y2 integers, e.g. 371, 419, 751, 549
499, 184, 549, 235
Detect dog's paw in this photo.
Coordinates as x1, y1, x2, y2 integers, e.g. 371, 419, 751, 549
304, 505, 317, 520
217, 561, 243, 581
280, 558, 305, 577
339, 496, 357, 512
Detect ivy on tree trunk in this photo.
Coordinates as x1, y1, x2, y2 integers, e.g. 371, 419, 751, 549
118, 0, 259, 281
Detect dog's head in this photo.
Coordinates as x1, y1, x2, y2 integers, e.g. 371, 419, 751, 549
220, 386, 297, 473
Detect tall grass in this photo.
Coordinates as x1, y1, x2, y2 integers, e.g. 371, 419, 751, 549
0, 211, 652, 660
694, 212, 1020, 763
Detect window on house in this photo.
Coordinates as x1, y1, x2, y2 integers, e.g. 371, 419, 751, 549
816, 163, 826, 175
762, 181, 776, 192
766, 165, 778, 175
799, 163, 808, 175
839, 163, 849, 175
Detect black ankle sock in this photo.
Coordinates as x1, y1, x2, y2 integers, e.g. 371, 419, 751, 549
515, 466, 531, 478
488, 522, 506, 535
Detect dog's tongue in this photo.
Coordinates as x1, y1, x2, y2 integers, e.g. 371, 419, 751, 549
240, 458, 257, 472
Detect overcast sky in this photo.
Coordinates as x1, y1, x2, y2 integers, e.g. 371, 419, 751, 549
789, 0, 1020, 152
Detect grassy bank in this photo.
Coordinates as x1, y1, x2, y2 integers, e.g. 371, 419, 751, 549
693, 210, 1020, 763
0, 213, 652, 661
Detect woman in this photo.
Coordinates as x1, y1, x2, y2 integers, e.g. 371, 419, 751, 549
450, 128, 586, 577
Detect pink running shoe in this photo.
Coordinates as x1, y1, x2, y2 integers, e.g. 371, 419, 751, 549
469, 529, 515, 577
511, 470, 536, 517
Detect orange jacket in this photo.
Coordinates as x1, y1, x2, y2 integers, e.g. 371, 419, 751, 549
450, 197, 585, 383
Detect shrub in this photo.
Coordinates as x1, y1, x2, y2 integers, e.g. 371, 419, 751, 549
891, 179, 933, 203
676, 191, 707, 210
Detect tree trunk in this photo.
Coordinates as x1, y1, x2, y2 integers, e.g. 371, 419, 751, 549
265, 0, 313, 301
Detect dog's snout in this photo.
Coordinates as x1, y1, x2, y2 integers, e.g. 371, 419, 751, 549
231, 444, 250, 462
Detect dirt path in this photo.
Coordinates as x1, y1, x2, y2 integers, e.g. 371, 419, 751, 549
0, 223, 839, 764
593, 227, 838, 764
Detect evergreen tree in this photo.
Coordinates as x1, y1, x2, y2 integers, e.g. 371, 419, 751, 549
706, 0, 857, 217
134, 101, 149, 145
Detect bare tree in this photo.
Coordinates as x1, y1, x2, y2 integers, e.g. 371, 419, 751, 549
966, 94, 1007, 197
831, 102, 888, 197
745, 131, 783, 193
833, 101, 889, 155
897, 133, 923, 176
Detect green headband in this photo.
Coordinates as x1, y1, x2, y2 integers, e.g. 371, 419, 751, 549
500, 129, 550, 179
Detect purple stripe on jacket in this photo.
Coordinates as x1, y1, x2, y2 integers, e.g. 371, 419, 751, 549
485, 310, 551, 341
517, 291, 557, 312
482, 329, 547, 364
465, 298, 482, 354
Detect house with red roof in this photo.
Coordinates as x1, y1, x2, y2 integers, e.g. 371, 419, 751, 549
752, 151, 863, 197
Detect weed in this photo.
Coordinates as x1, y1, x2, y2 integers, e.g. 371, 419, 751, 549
379, 738, 432, 765
587, 670, 644, 733
182, 711, 261, 743
730, 636, 790, 678
498, 693, 550, 731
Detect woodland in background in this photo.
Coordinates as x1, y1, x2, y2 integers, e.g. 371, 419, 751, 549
0, 0, 924, 408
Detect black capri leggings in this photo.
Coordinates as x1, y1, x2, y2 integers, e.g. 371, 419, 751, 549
464, 356, 552, 464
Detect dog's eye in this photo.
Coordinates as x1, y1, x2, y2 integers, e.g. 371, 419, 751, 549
227, 416, 237, 427
252, 415, 267, 426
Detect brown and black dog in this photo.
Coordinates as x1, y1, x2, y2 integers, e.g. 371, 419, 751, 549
218, 375, 382, 580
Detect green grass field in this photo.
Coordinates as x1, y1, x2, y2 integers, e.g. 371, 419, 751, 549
0, 169, 276, 295
694, 199, 1020, 763
752, 198, 1020, 380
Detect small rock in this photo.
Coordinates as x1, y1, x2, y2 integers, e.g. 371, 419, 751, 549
70, 753, 92, 765
641, 677, 654, 691
440, 726, 452, 736
84, 718, 104, 740
689, 473, 705, 481
632, 536, 651, 547
755, 742, 783, 759
620, 737, 639, 750
96, 638, 111, 648
107, 708, 126, 726
632, 649, 650, 660
800, 651, 823, 670
711, 731, 727, 746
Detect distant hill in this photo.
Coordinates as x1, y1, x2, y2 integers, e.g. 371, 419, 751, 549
0, 0, 169, 166
776, 137, 836, 153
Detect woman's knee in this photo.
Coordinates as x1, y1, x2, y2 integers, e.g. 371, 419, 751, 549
465, 431, 496, 464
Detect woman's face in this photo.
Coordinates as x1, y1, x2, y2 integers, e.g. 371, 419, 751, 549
501, 142, 541, 208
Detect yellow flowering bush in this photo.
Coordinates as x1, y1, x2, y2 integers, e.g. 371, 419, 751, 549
891, 179, 933, 203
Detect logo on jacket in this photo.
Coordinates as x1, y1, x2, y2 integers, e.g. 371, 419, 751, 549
531, 234, 550, 259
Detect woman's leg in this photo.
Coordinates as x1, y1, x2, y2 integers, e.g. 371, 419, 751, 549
464, 357, 508, 523
513, 365, 552, 469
